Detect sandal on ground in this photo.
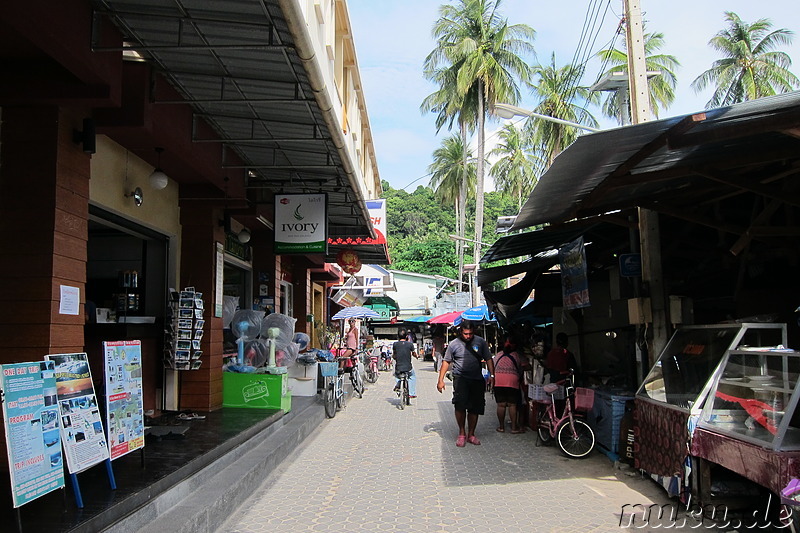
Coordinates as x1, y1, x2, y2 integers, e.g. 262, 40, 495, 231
467, 435, 481, 445
496, 427, 505, 433
511, 428, 524, 434
456, 435, 467, 447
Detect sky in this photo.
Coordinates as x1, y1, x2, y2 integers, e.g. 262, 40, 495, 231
346, 0, 800, 193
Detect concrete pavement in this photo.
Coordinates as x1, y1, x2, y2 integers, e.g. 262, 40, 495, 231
217, 364, 712, 532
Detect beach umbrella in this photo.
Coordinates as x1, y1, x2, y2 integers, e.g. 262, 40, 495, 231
331, 306, 380, 321
459, 305, 496, 323
427, 311, 463, 324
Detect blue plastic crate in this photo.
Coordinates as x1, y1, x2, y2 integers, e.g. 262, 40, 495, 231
586, 391, 634, 454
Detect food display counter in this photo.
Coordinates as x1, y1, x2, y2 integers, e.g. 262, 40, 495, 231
634, 323, 787, 491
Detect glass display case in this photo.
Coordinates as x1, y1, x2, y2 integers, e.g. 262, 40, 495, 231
637, 323, 787, 414
698, 348, 800, 450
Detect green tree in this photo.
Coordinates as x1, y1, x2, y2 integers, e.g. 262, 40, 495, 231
427, 134, 476, 248
596, 31, 680, 124
488, 124, 540, 208
691, 11, 800, 108
527, 53, 598, 167
424, 0, 535, 303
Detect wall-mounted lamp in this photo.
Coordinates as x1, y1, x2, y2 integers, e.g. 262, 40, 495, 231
149, 147, 169, 190
72, 118, 96, 154
126, 187, 144, 207
237, 228, 251, 244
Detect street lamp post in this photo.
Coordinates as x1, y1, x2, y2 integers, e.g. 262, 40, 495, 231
493, 103, 601, 132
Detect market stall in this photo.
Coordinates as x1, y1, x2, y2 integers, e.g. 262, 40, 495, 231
634, 323, 787, 497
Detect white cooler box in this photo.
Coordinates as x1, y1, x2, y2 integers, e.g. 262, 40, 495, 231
288, 362, 319, 396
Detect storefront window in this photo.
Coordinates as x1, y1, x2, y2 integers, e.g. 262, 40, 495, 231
279, 281, 293, 317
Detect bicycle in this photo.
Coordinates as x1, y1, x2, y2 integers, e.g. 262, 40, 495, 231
379, 350, 393, 372
343, 354, 364, 399
364, 348, 380, 384
395, 371, 411, 409
534, 374, 595, 459
320, 361, 345, 418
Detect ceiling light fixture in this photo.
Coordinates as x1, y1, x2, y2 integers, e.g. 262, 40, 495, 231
149, 147, 169, 190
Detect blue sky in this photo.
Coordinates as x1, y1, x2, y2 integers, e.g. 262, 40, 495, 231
347, 0, 800, 192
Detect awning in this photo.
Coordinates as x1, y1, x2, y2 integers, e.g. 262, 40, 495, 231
511, 91, 800, 231
92, 0, 381, 259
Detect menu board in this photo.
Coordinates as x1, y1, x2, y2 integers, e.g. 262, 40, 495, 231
103, 341, 145, 460
0, 361, 65, 508
45, 353, 110, 474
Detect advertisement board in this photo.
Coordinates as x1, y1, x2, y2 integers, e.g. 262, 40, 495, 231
104, 341, 145, 460
274, 193, 327, 254
45, 353, 109, 474
0, 361, 65, 507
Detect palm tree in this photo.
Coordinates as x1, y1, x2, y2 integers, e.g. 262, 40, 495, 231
527, 53, 598, 167
488, 124, 540, 209
424, 0, 535, 304
596, 31, 680, 124
691, 11, 800, 108
427, 134, 476, 241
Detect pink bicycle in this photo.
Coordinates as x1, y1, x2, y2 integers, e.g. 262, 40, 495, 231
535, 374, 595, 459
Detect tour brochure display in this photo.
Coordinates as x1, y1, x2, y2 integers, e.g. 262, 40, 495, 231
0, 361, 65, 507
45, 353, 110, 474
103, 341, 145, 460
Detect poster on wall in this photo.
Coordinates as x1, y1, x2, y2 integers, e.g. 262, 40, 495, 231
559, 236, 590, 310
366, 199, 387, 244
274, 193, 327, 254
0, 361, 65, 508
103, 341, 145, 460
45, 353, 110, 474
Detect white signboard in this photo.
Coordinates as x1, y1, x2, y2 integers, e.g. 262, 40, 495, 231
274, 193, 327, 254
104, 341, 145, 460
45, 353, 109, 474
366, 199, 387, 244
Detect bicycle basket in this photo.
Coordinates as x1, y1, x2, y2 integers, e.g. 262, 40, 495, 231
528, 384, 564, 403
574, 387, 595, 411
319, 362, 339, 377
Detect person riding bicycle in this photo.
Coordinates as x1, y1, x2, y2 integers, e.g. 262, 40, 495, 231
393, 329, 419, 398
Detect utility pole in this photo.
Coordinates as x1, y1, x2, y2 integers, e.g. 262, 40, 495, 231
624, 0, 669, 372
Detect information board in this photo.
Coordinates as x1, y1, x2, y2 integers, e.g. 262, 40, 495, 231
45, 353, 110, 474
103, 341, 145, 460
0, 361, 65, 507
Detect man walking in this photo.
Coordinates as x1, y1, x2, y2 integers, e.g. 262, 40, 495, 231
436, 320, 495, 447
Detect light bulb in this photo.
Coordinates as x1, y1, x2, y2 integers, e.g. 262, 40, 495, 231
149, 169, 169, 190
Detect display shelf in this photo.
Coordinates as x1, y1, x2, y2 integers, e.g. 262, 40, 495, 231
163, 287, 204, 371
698, 348, 800, 451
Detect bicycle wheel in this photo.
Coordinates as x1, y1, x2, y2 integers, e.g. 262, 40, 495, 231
536, 407, 553, 444
556, 418, 595, 459
351, 369, 364, 398
336, 376, 347, 409
324, 381, 336, 419
364, 363, 378, 383
402, 379, 410, 406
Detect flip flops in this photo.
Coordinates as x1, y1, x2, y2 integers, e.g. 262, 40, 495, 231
177, 412, 206, 420
456, 435, 467, 447
467, 435, 481, 445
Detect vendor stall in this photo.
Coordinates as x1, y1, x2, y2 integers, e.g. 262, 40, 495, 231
634, 323, 787, 497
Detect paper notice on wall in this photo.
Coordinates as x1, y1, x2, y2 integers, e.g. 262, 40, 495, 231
59, 285, 80, 315
45, 353, 109, 474
0, 361, 65, 508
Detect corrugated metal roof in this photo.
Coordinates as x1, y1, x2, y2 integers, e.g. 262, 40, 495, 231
92, 0, 384, 260
512, 91, 800, 230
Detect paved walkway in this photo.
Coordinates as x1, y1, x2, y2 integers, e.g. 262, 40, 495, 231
219, 364, 709, 532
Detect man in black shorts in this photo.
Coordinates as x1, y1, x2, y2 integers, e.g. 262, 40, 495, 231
437, 320, 495, 447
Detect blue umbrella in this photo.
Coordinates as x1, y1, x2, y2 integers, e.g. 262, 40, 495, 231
331, 306, 380, 321
403, 315, 430, 322
459, 304, 495, 323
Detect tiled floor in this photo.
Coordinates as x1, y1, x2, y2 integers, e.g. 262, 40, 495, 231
0, 407, 287, 532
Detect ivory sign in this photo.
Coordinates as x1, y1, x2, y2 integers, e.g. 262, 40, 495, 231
274, 194, 327, 254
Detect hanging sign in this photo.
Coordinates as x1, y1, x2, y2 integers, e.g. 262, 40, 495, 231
619, 253, 642, 277
274, 193, 328, 254
366, 199, 387, 244
559, 237, 590, 310
45, 353, 109, 474
103, 341, 145, 460
0, 361, 65, 507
